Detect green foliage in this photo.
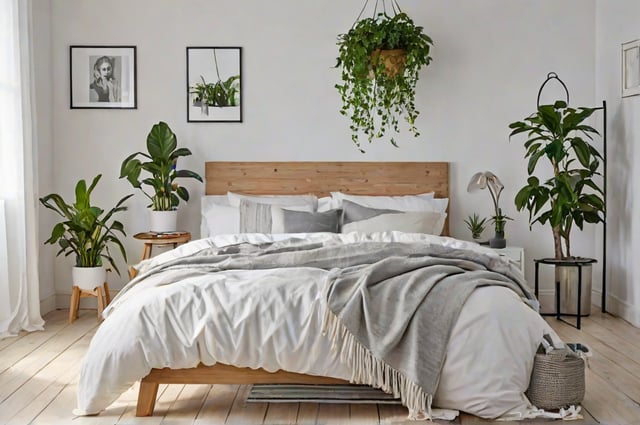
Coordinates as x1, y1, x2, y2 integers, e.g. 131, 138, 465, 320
190, 75, 240, 107
335, 12, 433, 151
509, 100, 604, 259
464, 213, 487, 239
490, 208, 512, 234
39, 175, 132, 275
120, 121, 203, 211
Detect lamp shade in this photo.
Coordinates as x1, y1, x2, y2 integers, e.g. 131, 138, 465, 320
467, 171, 504, 197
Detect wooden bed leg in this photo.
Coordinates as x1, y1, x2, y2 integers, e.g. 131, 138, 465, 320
136, 381, 159, 417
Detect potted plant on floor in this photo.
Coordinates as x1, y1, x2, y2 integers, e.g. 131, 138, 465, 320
335, 10, 433, 152
509, 100, 605, 315
39, 174, 132, 290
120, 121, 203, 232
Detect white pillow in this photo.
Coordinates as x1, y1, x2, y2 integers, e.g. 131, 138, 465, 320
227, 192, 317, 210
330, 192, 446, 212
342, 211, 447, 235
201, 196, 239, 238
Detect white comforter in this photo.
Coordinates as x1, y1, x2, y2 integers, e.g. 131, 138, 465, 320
75, 232, 560, 420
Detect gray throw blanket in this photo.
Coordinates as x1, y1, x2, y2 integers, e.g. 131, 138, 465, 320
322, 244, 536, 419
124, 238, 535, 419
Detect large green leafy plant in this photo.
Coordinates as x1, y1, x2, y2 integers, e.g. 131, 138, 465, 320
39, 175, 132, 275
508, 100, 605, 259
336, 12, 433, 151
120, 121, 203, 211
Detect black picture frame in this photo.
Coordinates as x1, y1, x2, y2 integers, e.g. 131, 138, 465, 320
186, 46, 242, 122
70, 45, 137, 109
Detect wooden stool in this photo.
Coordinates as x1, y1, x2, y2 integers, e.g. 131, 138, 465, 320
68, 281, 111, 324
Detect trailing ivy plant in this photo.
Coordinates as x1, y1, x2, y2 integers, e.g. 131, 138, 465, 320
335, 12, 433, 152
508, 100, 605, 259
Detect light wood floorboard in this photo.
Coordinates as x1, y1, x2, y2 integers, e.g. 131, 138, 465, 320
1, 308, 639, 424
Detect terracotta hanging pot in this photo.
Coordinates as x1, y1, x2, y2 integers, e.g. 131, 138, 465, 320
370, 48, 407, 78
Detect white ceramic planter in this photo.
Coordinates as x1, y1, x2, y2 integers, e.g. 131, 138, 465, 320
72, 266, 106, 291
149, 210, 178, 232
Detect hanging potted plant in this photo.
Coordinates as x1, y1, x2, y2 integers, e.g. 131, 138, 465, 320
39, 175, 132, 289
508, 100, 605, 315
189, 75, 240, 113
335, 7, 433, 152
120, 121, 203, 232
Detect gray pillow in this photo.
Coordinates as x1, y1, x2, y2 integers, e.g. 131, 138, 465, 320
239, 199, 341, 233
341, 200, 401, 224
271, 207, 342, 233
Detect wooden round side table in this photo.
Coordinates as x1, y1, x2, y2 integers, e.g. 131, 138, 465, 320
133, 232, 192, 261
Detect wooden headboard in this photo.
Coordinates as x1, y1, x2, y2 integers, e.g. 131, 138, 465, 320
205, 161, 449, 235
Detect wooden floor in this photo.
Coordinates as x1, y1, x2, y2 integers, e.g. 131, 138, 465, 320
0, 308, 638, 425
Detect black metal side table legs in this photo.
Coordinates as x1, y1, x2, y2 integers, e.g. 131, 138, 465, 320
534, 258, 597, 330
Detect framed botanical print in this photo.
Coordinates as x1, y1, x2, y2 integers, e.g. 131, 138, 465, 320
70, 45, 137, 109
187, 47, 242, 122
622, 39, 640, 98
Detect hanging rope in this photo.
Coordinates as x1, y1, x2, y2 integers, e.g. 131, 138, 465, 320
351, 0, 403, 28
351, 0, 371, 28
536, 72, 570, 108
213, 49, 221, 82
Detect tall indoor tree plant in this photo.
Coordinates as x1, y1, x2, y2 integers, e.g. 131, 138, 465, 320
120, 121, 203, 232
509, 100, 605, 259
335, 7, 433, 152
509, 100, 605, 314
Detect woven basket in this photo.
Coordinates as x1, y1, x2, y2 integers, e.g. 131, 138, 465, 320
525, 345, 585, 410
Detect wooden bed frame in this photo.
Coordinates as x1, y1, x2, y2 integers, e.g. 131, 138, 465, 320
136, 161, 450, 416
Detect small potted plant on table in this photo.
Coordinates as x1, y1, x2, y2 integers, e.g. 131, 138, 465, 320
120, 121, 203, 232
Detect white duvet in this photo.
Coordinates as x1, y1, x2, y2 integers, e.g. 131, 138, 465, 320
75, 232, 561, 420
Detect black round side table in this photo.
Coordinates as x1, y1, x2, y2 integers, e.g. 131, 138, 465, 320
534, 257, 597, 330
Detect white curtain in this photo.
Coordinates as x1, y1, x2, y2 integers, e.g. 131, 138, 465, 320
0, 0, 44, 338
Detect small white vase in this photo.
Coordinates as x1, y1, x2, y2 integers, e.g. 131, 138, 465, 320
149, 210, 178, 233
72, 266, 106, 291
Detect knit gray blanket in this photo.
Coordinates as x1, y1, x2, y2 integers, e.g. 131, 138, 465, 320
321, 243, 535, 419
124, 238, 535, 419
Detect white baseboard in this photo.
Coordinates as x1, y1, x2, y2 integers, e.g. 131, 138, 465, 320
39, 294, 56, 315
592, 289, 640, 327
537, 289, 555, 315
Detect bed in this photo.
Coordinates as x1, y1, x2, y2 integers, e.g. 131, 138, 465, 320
75, 161, 560, 421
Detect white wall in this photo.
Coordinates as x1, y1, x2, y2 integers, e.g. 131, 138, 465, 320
595, 0, 640, 326
39, 0, 599, 309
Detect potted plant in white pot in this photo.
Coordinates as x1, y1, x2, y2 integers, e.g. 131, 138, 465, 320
120, 121, 203, 232
509, 100, 605, 315
39, 174, 132, 290
335, 11, 433, 152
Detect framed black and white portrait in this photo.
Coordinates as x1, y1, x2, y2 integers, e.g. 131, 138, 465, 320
70, 45, 137, 109
622, 39, 640, 98
187, 47, 242, 122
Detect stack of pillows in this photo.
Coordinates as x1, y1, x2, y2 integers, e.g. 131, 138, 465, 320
201, 191, 448, 238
